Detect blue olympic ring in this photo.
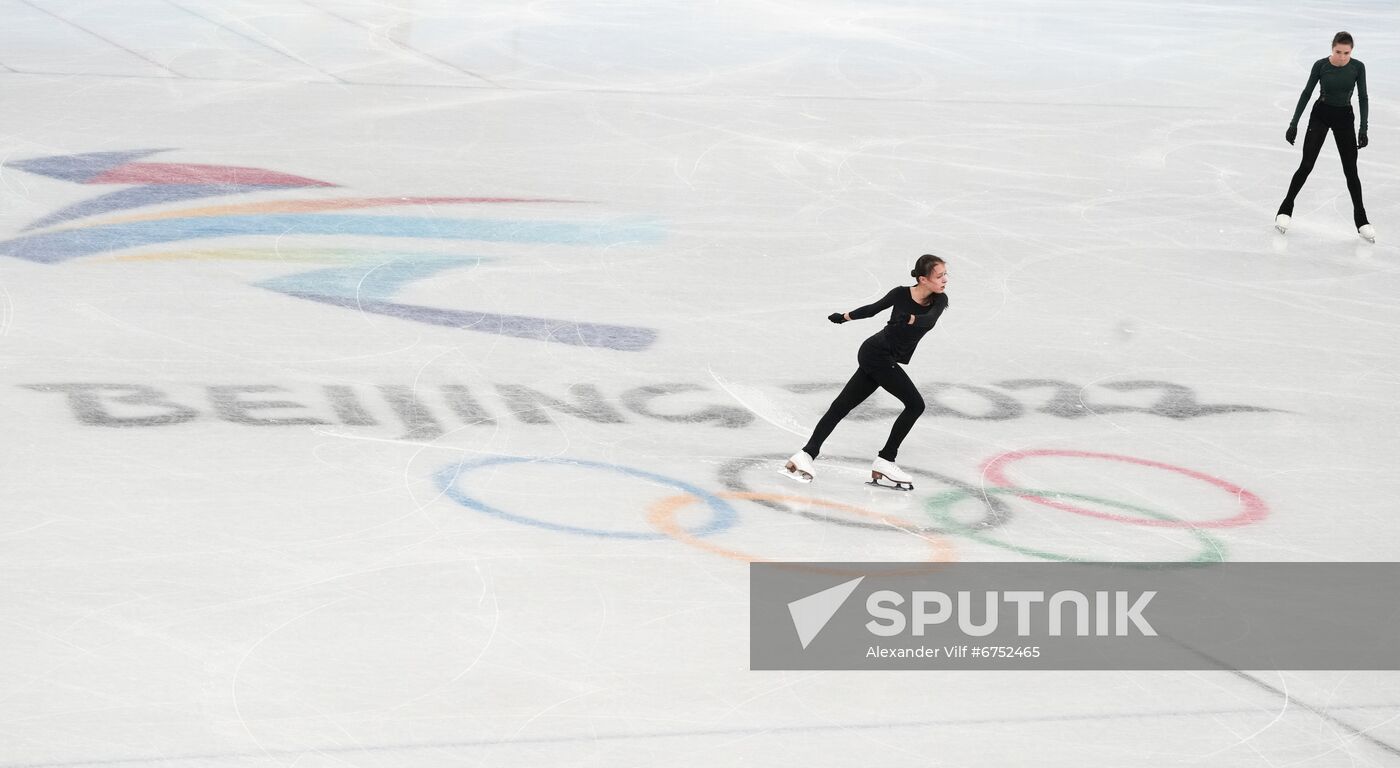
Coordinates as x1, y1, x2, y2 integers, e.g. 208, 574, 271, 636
434, 456, 738, 539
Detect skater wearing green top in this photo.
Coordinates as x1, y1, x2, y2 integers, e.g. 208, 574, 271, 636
1275, 31, 1374, 242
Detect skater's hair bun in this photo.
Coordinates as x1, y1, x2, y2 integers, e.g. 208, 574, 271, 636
911, 253, 945, 278
1333, 31, 1353, 48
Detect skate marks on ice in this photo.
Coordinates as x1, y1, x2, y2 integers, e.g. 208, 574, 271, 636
430, 450, 1262, 563
708, 368, 809, 436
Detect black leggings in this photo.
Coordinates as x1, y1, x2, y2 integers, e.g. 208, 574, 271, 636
1278, 101, 1369, 228
802, 338, 925, 462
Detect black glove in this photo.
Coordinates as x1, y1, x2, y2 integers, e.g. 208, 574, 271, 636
1358, 131, 1369, 149
892, 313, 911, 326
827, 312, 846, 324
1286, 126, 1297, 145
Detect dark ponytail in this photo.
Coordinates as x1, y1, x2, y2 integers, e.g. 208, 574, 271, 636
911, 253, 945, 279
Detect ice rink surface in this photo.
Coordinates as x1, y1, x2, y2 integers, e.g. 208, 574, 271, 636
3, 0, 1400, 765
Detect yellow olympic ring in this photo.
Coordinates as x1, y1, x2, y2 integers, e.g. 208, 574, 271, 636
646, 491, 957, 567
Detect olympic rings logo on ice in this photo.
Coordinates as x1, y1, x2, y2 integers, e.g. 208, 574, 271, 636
434, 449, 1265, 563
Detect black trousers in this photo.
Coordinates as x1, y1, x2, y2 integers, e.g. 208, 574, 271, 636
1278, 101, 1369, 228
802, 337, 925, 462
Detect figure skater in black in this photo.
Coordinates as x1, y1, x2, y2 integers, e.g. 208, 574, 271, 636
1275, 31, 1374, 242
783, 254, 948, 490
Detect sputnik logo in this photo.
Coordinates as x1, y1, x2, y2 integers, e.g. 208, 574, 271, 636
1, 149, 661, 351
788, 577, 864, 649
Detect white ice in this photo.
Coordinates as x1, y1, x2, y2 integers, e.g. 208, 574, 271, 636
2, 0, 1399, 765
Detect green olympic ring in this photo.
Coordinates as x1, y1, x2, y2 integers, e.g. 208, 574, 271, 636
924, 487, 1227, 564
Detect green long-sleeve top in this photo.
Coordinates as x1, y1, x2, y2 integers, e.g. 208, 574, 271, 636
1290, 58, 1368, 133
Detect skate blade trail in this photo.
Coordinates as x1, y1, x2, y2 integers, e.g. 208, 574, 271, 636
708, 366, 807, 437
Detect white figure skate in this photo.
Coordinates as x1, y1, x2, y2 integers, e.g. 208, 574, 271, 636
1274, 214, 1291, 234
868, 457, 913, 491
781, 451, 816, 483
1359, 224, 1377, 243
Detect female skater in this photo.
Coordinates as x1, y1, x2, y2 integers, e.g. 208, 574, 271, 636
783, 254, 948, 490
1275, 31, 1374, 242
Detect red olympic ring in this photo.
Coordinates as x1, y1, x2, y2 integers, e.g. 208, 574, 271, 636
980, 449, 1268, 528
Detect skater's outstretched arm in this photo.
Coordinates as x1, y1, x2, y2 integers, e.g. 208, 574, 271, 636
843, 288, 900, 321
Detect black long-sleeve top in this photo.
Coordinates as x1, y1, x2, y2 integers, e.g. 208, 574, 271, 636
847, 286, 949, 364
